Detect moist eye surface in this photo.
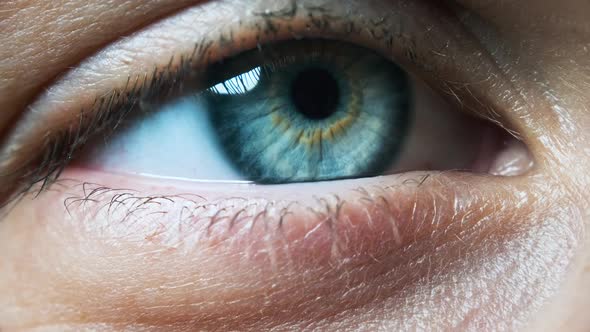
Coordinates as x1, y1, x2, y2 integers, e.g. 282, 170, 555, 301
76, 37, 521, 185
205, 39, 411, 183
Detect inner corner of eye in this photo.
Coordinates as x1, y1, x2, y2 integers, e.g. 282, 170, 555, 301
70, 38, 532, 184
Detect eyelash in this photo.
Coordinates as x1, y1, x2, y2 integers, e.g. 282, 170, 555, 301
0, 1, 501, 208
18, 53, 203, 196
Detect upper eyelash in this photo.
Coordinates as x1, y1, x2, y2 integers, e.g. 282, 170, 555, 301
0, 1, 439, 208
17, 52, 205, 195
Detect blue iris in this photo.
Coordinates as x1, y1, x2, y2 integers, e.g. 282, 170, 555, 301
203, 39, 411, 183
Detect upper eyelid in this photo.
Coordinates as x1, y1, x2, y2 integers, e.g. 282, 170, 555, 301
23, 0, 511, 127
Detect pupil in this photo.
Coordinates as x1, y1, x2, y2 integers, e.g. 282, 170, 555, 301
290, 67, 340, 120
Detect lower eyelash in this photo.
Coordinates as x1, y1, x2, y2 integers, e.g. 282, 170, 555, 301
36, 170, 531, 272
57, 175, 433, 247
63, 181, 317, 231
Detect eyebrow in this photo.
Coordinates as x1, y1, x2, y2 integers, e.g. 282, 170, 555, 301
0, 0, 205, 135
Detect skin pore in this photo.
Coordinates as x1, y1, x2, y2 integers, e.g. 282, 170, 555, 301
1, 0, 590, 331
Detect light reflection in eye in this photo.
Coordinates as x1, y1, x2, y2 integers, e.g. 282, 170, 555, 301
210, 67, 262, 95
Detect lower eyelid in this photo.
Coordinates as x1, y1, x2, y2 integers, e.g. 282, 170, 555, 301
54, 168, 526, 264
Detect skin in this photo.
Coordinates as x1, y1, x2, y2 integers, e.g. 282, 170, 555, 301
1, 0, 590, 331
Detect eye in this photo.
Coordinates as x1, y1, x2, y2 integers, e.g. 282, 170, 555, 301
0, 0, 532, 201
206, 40, 411, 183
76, 39, 500, 184
81, 39, 412, 183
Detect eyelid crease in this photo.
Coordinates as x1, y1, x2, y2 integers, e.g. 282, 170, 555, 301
0, 0, 534, 208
